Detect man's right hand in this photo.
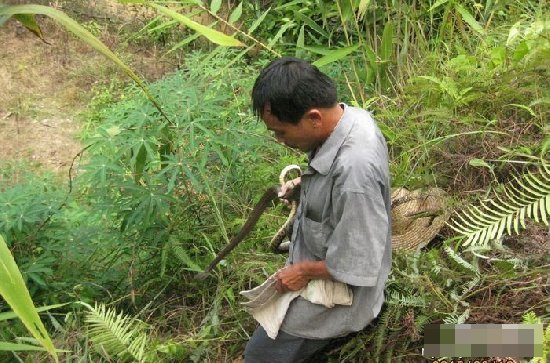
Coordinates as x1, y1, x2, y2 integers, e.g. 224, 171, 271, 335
278, 177, 301, 204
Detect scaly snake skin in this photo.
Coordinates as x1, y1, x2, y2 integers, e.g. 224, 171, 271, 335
196, 166, 301, 280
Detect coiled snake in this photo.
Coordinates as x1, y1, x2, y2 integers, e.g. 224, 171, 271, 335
196, 165, 301, 280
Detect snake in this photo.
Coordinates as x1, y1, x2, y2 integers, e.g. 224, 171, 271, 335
196, 165, 302, 280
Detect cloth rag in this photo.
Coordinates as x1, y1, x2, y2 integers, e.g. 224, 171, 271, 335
240, 272, 353, 339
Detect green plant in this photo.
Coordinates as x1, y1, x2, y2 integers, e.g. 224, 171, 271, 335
82, 302, 157, 363
448, 163, 550, 247
522, 311, 549, 363
0, 235, 59, 360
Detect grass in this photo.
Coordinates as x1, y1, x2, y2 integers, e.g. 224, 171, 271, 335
1, 1, 548, 362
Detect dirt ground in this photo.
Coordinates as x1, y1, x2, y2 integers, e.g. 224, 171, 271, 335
0, 2, 172, 175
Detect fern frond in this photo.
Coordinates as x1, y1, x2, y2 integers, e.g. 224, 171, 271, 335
387, 291, 427, 307
83, 303, 149, 363
443, 246, 479, 274
443, 307, 470, 324
448, 165, 550, 247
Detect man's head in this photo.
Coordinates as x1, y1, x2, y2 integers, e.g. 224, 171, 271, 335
252, 57, 341, 152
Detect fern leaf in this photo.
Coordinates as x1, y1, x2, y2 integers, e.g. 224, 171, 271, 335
540, 198, 548, 225
83, 303, 149, 363
448, 165, 550, 247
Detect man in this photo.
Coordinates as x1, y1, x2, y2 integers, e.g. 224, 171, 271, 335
244, 57, 392, 362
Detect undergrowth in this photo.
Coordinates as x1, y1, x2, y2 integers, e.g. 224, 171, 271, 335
1, 1, 548, 362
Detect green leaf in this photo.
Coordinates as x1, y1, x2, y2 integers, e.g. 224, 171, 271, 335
0, 235, 58, 361
454, 4, 485, 35
169, 237, 202, 272
512, 41, 529, 61
469, 158, 491, 168
248, 7, 270, 34
133, 144, 147, 183
0, 341, 47, 352
13, 14, 43, 39
228, 2, 242, 24
0, 341, 69, 352
429, 0, 449, 12
293, 10, 329, 39
149, 3, 243, 47
506, 21, 522, 47
0, 303, 68, 322
295, 24, 305, 58
267, 21, 294, 48
357, 0, 370, 20
380, 20, 393, 61
210, 0, 222, 15
312, 45, 359, 68
507, 103, 536, 117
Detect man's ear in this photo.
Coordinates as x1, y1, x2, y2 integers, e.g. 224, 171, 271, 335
305, 109, 322, 128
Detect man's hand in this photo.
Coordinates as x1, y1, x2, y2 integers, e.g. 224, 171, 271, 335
278, 177, 301, 205
275, 261, 332, 293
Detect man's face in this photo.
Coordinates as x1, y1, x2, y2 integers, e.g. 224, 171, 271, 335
261, 108, 319, 152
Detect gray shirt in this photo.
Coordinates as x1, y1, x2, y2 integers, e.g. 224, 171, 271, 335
280, 103, 392, 339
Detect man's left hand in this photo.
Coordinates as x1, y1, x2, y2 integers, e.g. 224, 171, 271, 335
275, 264, 309, 293
275, 261, 333, 293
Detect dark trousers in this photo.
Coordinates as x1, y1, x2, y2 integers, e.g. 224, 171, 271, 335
244, 326, 331, 363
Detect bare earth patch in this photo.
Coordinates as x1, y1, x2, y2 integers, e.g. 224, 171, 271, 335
0, 22, 84, 173
0, 3, 170, 174
0, 113, 81, 173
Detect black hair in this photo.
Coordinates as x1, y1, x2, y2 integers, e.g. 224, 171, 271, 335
251, 57, 337, 124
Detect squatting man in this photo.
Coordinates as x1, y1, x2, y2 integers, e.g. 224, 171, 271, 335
242, 57, 392, 362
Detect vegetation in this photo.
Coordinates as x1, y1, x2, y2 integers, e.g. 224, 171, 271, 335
0, 0, 548, 362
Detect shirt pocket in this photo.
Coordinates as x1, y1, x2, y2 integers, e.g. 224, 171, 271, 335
301, 216, 329, 259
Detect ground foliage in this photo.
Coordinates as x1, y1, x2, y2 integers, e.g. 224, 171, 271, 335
0, 0, 549, 362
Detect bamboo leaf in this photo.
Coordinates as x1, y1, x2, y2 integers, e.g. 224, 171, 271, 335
133, 144, 147, 183
293, 10, 329, 38
13, 14, 43, 40
0, 303, 68, 322
228, 2, 242, 24
429, 0, 449, 12
357, 0, 370, 20
169, 237, 202, 272
0, 235, 58, 361
380, 20, 394, 62
313, 45, 359, 68
248, 7, 270, 34
267, 21, 294, 48
210, 0, 222, 15
0, 342, 47, 351
454, 4, 485, 35
149, 3, 243, 47
295, 24, 305, 58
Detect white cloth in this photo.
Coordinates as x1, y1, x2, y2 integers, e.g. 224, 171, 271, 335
240, 272, 353, 339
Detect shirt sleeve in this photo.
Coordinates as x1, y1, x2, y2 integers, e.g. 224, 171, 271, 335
324, 179, 390, 287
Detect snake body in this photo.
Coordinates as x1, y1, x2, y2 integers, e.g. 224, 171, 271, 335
196, 166, 301, 280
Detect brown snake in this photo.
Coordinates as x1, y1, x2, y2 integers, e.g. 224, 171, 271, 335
196, 166, 301, 280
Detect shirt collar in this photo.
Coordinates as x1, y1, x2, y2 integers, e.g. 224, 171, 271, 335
306, 103, 353, 176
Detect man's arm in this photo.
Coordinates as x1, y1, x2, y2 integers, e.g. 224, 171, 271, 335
275, 260, 332, 293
